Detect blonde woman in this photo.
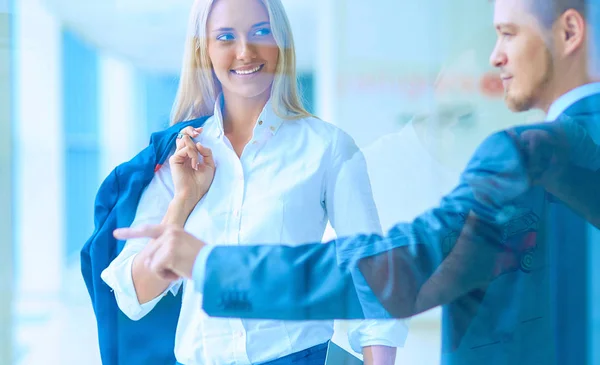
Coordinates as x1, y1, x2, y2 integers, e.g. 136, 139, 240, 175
101, 0, 406, 364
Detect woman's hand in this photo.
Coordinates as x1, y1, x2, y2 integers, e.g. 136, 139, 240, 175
169, 126, 216, 209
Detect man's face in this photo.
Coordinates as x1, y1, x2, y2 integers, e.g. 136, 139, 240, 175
490, 0, 555, 112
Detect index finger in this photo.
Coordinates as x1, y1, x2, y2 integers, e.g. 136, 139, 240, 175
113, 224, 167, 240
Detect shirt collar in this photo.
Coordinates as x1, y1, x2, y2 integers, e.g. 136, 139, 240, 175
546, 82, 600, 121
208, 93, 285, 139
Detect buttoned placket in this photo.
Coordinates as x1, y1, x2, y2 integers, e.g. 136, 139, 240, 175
224, 118, 277, 241
218, 134, 245, 246
206, 113, 280, 364
211, 127, 251, 365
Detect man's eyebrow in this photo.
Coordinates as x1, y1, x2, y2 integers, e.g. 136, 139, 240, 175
495, 23, 518, 31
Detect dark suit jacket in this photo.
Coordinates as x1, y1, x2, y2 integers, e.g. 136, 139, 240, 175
200, 93, 600, 365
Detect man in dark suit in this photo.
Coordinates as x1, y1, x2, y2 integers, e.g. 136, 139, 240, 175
114, 0, 600, 364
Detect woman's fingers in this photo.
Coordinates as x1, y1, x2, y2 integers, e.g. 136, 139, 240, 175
181, 126, 201, 138
176, 126, 202, 149
175, 134, 185, 150
196, 143, 215, 169
171, 145, 200, 170
181, 133, 199, 169
174, 126, 205, 170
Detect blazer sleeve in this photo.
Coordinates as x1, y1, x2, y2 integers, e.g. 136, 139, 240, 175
201, 130, 533, 320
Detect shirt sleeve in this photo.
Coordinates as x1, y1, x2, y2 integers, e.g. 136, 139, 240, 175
100, 159, 183, 321
324, 128, 409, 350
347, 319, 409, 352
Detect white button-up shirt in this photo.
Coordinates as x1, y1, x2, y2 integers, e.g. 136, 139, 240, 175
101, 97, 407, 365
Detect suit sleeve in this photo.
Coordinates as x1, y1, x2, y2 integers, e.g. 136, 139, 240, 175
201, 131, 531, 320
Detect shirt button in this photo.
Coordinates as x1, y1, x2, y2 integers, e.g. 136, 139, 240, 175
235, 331, 244, 338
258, 120, 263, 125
233, 209, 240, 217
252, 140, 258, 145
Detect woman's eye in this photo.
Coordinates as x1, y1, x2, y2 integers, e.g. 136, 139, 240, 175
217, 33, 235, 41
254, 28, 272, 37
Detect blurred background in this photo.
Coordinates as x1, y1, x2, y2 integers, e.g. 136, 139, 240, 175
0, 0, 597, 364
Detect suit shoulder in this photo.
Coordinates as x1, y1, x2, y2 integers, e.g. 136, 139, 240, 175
472, 129, 521, 161
463, 129, 528, 186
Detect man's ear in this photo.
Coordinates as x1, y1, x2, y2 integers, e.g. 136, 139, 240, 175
557, 9, 586, 56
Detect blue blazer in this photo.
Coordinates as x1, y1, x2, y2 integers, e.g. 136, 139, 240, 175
200, 94, 600, 364
80, 117, 208, 365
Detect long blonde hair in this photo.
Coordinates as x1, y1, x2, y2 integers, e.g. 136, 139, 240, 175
170, 0, 311, 124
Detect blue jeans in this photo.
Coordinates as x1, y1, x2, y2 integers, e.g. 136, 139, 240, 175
175, 341, 328, 365
259, 342, 328, 365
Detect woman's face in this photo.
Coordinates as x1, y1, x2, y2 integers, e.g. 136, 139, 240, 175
207, 0, 279, 101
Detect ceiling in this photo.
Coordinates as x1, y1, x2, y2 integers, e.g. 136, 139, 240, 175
39, 0, 317, 73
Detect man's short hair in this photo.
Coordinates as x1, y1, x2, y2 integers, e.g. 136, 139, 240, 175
528, 0, 588, 27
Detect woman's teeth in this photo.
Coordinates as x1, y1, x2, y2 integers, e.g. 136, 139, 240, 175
233, 65, 262, 75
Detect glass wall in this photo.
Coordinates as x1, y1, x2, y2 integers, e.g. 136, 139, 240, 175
5, 0, 599, 364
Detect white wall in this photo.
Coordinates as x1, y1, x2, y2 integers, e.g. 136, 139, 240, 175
99, 54, 145, 178
13, 0, 64, 363
11, 5, 144, 365
0, 9, 13, 365
14, 0, 64, 303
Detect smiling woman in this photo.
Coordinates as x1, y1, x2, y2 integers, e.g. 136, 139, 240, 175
206, 1, 280, 111
170, 0, 308, 124
98, 0, 406, 364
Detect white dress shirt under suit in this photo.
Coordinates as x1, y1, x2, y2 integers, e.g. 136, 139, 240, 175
102, 97, 407, 365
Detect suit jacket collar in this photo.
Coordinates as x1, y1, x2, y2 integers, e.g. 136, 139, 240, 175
562, 92, 600, 118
